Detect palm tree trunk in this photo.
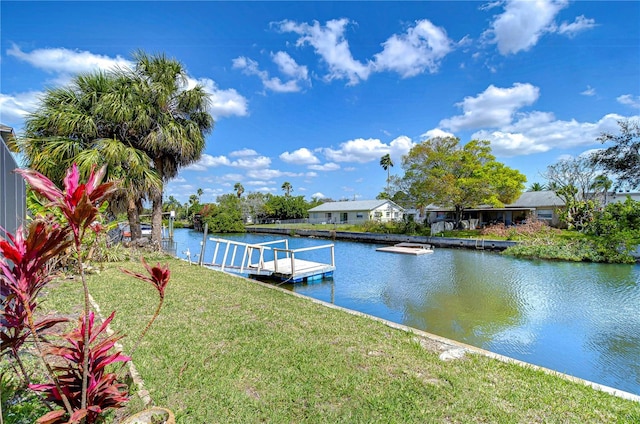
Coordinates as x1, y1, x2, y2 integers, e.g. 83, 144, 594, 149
151, 158, 164, 250
127, 198, 141, 240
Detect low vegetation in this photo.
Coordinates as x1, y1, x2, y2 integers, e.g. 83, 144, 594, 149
10, 258, 637, 423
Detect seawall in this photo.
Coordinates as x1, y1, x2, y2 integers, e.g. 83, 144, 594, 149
245, 227, 518, 251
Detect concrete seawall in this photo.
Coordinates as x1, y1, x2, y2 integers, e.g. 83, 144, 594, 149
245, 227, 518, 251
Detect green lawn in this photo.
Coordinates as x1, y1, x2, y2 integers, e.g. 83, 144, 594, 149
39, 257, 640, 423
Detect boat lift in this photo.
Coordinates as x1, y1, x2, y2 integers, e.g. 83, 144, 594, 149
206, 237, 335, 283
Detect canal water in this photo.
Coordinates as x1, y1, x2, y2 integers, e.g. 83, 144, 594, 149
171, 228, 640, 396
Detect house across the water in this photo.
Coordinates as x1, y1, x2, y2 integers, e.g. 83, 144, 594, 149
308, 200, 404, 225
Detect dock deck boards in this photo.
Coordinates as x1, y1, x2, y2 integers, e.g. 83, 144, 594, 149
250, 258, 335, 282
376, 242, 434, 255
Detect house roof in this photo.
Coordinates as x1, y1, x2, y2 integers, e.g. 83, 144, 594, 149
506, 191, 565, 208
308, 199, 404, 213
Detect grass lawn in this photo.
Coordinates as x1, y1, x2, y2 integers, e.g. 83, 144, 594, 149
40, 257, 640, 423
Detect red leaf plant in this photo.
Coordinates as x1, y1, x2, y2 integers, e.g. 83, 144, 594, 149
121, 258, 171, 357
1, 164, 171, 423
1, 222, 71, 384
30, 311, 131, 424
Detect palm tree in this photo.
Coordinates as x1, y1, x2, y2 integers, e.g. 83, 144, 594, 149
528, 182, 546, 192
234, 182, 245, 198
21, 71, 161, 240
106, 51, 214, 247
591, 174, 613, 205
380, 153, 394, 193
281, 181, 293, 196
197, 188, 204, 203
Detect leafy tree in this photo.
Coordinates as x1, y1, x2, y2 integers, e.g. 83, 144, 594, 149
542, 156, 600, 203
281, 181, 293, 196
591, 119, 640, 188
242, 192, 267, 223
380, 153, 394, 193
203, 194, 245, 232
585, 197, 640, 263
265, 195, 307, 220
234, 182, 245, 198
528, 182, 546, 191
400, 137, 526, 226
106, 51, 214, 248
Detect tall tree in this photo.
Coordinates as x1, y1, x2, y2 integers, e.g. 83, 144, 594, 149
380, 153, 394, 193
591, 174, 613, 205
400, 137, 526, 226
528, 182, 546, 192
281, 181, 293, 196
197, 188, 204, 203
106, 51, 214, 248
234, 182, 245, 198
542, 156, 600, 204
20, 71, 161, 240
591, 119, 640, 188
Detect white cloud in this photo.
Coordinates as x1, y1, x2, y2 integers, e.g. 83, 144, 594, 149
440, 83, 539, 131
420, 128, 456, 140
246, 180, 276, 187
189, 77, 249, 118
230, 148, 259, 157
373, 19, 453, 77
233, 54, 308, 93
323, 138, 388, 163
246, 169, 302, 180
231, 156, 272, 169
274, 18, 370, 85
484, 0, 568, 55
557, 15, 597, 38
7, 44, 131, 74
311, 192, 327, 199
186, 154, 231, 171
617, 94, 640, 109
272, 51, 309, 80
389, 135, 415, 157
581, 85, 596, 96
279, 147, 320, 164
305, 172, 318, 177
0, 91, 42, 125
308, 162, 341, 171
473, 113, 632, 157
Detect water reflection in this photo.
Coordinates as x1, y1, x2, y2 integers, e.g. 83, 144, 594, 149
170, 229, 640, 395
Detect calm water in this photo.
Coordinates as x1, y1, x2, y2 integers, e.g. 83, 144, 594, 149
171, 228, 640, 395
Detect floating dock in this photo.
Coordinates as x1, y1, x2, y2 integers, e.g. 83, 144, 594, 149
206, 237, 335, 283
376, 242, 434, 255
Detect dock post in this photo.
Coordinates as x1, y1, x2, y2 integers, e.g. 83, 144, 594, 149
198, 224, 208, 266
330, 245, 335, 267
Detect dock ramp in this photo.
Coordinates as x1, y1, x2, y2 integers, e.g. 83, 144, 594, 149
206, 237, 335, 283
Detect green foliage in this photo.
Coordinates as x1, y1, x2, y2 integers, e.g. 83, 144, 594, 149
264, 194, 308, 220
401, 137, 526, 225
557, 198, 598, 232
592, 119, 640, 188
202, 194, 246, 233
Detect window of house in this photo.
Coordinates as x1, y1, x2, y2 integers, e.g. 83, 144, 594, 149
386, 211, 390, 217
356, 212, 363, 219
537, 210, 553, 219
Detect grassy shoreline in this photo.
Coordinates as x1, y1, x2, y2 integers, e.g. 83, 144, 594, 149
38, 257, 640, 423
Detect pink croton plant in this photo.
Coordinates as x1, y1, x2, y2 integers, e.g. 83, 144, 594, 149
1, 164, 171, 424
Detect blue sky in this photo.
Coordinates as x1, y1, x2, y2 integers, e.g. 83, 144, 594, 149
1, 1, 639, 204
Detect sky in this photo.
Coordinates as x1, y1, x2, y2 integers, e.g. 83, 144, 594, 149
1, 1, 639, 204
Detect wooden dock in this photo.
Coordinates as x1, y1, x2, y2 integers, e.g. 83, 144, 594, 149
376, 242, 434, 255
206, 237, 335, 283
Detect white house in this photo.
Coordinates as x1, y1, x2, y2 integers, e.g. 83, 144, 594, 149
308, 200, 405, 224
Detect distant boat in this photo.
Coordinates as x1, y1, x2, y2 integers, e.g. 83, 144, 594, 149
376, 242, 434, 255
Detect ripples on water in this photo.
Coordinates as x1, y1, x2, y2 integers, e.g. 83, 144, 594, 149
171, 229, 640, 395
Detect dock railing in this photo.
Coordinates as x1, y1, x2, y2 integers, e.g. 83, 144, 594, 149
207, 237, 335, 281
272, 244, 335, 275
